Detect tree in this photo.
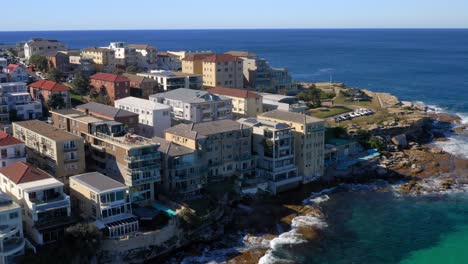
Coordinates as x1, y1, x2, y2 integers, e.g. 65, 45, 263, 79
7, 48, 18, 57
64, 223, 102, 263
47, 67, 61, 82
73, 71, 90, 95
29, 54, 48, 72
9, 109, 23, 122
125, 65, 139, 74
367, 136, 386, 151
47, 93, 66, 110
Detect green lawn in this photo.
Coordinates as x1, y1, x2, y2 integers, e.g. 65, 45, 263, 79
310, 106, 352, 118
334, 93, 381, 110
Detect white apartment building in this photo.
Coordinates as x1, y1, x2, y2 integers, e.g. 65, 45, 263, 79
0, 131, 26, 169
0, 162, 73, 245
107, 42, 157, 69
115, 96, 171, 138
238, 118, 300, 194
23, 38, 66, 60
0, 82, 42, 122
70, 172, 139, 239
149, 88, 232, 123
0, 192, 24, 264
138, 70, 203, 91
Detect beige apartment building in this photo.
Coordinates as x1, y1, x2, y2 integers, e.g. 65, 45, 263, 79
82, 47, 116, 71
164, 120, 254, 181
208, 87, 263, 118
12, 120, 86, 182
258, 110, 325, 182
50, 109, 161, 204
182, 54, 244, 88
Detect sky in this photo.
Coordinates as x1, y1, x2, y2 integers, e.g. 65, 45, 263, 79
1, 0, 468, 31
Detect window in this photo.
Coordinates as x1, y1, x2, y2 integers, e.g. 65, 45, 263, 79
9, 212, 18, 219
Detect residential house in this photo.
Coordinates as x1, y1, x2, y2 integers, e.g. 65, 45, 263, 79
0, 162, 73, 245
182, 54, 244, 88
238, 118, 300, 194
138, 70, 202, 91
89, 73, 130, 105
0, 131, 26, 168
152, 137, 202, 198
164, 119, 254, 181
207, 87, 263, 118
114, 97, 171, 138
82, 47, 115, 72
3, 64, 28, 83
155, 52, 181, 71
76, 102, 139, 133
29, 80, 71, 109
122, 73, 158, 98
69, 172, 139, 238
50, 109, 161, 204
0, 192, 24, 264
12, 120, 86, 182
258, 110, 325, 182
260, 93, 308, 113
150, 88, 232, 123
0, 82, 42, 122
23, 38, 66, 60
45, 51, 71, 73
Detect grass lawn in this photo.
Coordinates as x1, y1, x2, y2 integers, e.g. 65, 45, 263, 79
310, 106, 352, 118
334, 93, 381, 110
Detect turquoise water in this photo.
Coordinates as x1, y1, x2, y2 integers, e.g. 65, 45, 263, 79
293, 191, 468, 264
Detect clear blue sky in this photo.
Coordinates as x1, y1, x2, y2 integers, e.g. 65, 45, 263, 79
2, 0, 468, 31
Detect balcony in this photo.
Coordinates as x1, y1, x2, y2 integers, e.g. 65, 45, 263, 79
1, 153, 26, 159
124, 152, 160, 163
173, 172, 199, 182
63, 145, 78, 152
31, 195, 70, 213
173, 161, 193, 170
0, 237, 24, 257
64, 157, 79, 163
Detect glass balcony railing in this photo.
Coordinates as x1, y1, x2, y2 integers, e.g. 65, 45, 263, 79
124, 153, 160, 162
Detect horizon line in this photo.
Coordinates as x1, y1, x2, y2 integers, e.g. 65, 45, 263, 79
1, 27, 468, 33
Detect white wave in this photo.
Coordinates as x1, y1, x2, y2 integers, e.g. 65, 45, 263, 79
302, 187, 337, 205
243, 234, 273, 248
258, 249, 294, 264
434, 134, 468, 159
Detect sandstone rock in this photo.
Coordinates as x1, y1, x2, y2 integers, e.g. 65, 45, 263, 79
411, 164, 423, 173
391, 134, 408, 148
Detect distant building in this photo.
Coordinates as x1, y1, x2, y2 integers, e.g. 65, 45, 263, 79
70, 172, 139, 238
155, 52, 181, 71
258, 110, 325, 182
0, 82, 43, 122
82, 47, 115, 72
122, 73, 158, 99
108, 42, 157, 69
0, 131, 26, 168
138, 70, 203, 91
207, 87, 263, 118
45, 51, 71, 73
12, 120, 86, 182
165, 119, 254, 181
150, 88, 232, 123
23, 38, 66, 60
89, 73, 130, 105
152, 137, 202, 198
259, 92, 308, 113
76, 102, 139, 133
0, 162, 73, 245
115, 96, 171, 138
50, 109, 161, 204
0, 191, 24, 263
3, 64, 29, 83
182, 54, 244, 88
238, 118, 299, 194
29, 80, 71, 109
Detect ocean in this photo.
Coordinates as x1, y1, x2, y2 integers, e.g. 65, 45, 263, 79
1, 29, 467, 263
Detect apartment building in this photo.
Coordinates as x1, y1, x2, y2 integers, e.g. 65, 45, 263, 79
89, 73, 130, 105
238, 118, 300, 194
260, 93, 308, 113
23, 38, 66, 60
150, 88, 232, 123
0, 82, 42, 122
258, 110, 325, 182
138, 70, 203, 91
82, 47, 115, 72
155, 52, 181, 71
182, 54, 244, 88
0, 162, 73, 245
0, 131, 26, 168
70, 172, 139, 238
108, 42, 157, 69
29, 80, 71, 109
12, 120, 86, 182
152, 137, 202, 198
50, 109, 161, 204
207, 87, 263, 118
0, 192, 24, 264
76, 102, 139, 133
122, 73, 158, 98
45, 51, 71, 73
164, 119, 253, 181
3, 64, 29, 83
115, 97, 171, 138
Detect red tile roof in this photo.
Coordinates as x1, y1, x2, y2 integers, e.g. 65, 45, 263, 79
29, 80, 70, 92
5, 64, 19, 73
0, 131, 23, 147
0, 162, 51, 184
182, 54, 211, 61
202, 54, 243, 63
90, 73, 130, 83
208, 87, 262, 99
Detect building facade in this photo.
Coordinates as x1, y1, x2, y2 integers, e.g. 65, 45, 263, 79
3, 64, 28, 83
150, 88, 232, 123
76, 102, 139, 133
122, 73, 158, 99
207, 87, 263, 118
114, 97, 171, 138
89, 73, 130, 105
29, 80, 71, 109
0, 192, 24, 264
70, 172, 139, 238
0, 131, 26, 169
0, 82, 42, 122
258, 110, 325, 182
23, 38, 66, 60
82, 48, 115, 72
12, 120, 86, 182
138, 71, 203, 91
